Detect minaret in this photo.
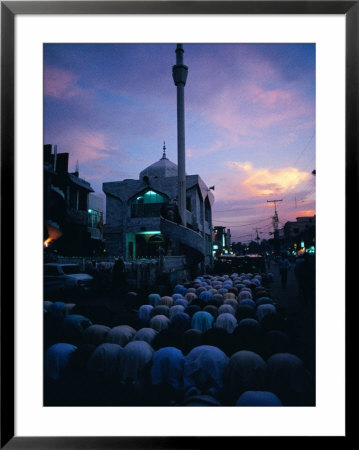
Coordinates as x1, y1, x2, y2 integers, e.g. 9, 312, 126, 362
172, 44, 188, 226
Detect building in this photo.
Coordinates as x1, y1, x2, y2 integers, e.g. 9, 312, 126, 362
213, 226, 232, 256
87, 194, 105, 255
103, 144, 214, 271
44, 144, 104, 256
283, 215, 316, 253
103, 44, 215, 275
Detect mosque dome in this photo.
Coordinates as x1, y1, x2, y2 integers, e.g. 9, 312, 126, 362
139, 143, 179, 180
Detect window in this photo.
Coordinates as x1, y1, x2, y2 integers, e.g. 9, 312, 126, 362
204, 198, 211, 223
61, 265, 81, 274
186, 195, 192, 212
88, 209, 102, 228
44, 266, 60, 276
130, 190, 169, 218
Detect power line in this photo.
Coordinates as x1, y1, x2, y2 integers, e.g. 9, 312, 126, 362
213, 205, 270, 213
292, 131, 315, 167
213, 217, 272, 226
216, 217, 273, 228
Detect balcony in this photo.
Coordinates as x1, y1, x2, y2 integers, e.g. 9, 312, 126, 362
160, 217, 206, 256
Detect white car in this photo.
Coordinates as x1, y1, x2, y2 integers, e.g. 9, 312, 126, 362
44, 263, 93, 295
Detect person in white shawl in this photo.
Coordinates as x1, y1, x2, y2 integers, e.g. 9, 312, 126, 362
218, 304, 236, 317
44, 342, 77, 381
86, 343, 123, 381
214, 312, 238, 334
105, 325, 136, 347
120, 340, 154, 384
132, 327, 158, 345
256, 304, 277, 322
267, 353, 314, 406
223, 350, 267, 405
169, 305, 185, 319
183, 345, 229, 398
149, 314, 170, 332
82, 324, 111, 346
150, 347, 185, 404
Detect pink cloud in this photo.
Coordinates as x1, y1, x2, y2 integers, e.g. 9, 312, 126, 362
193, 80, 314, 141
213, 162, 310, 203
44, 66, 89, 99
246, 83, 292, 106
186, 140, 224, 159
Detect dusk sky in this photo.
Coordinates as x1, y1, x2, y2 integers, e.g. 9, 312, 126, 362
44, 43, 316, 243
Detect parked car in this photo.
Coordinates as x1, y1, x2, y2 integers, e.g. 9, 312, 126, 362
44, 263, 93, 296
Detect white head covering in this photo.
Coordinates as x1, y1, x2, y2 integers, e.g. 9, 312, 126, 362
151, 347, 185, 389
256, 304, 277, 322
86, 343, 123, 380
224, 350, 267, 403
183, 345, 229, 393
218, 304, 236, 317
239, 290, 252, 300
169, 305, 185, 319
44, 343, 77, 381
159, 296, 174, 307
150, 314, 170, 332
137, 305, 154, 323
106, 325, 136, 346
120, 341, 154, 382
214, 313, 238, 334
82, 324, 111, 345
132, 327, 158, 344
267, 353, 310, 404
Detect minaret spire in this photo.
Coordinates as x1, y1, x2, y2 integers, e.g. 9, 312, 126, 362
172, 44, 188, 226
161, 141, 167, 159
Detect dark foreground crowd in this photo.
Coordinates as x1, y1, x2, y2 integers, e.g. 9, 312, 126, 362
44, 271, 315, 407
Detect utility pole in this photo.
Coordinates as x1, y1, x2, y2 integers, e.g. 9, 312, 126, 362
267, 199, 282, 254
254, 228, 261, 255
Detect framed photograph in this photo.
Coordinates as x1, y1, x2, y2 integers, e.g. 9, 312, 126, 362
1, 0, 353, 447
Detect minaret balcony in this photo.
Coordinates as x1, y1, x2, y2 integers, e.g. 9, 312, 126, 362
172, 64, 188, 86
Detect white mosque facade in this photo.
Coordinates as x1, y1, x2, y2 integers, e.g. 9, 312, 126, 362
103, 146, 214, 268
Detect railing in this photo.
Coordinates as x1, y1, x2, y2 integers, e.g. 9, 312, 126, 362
160, 217, 206, 255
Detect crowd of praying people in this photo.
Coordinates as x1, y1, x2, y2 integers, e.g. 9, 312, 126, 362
44, 271, 315, 407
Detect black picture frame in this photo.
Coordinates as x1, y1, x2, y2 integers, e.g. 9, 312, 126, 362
1, 1, 353, 447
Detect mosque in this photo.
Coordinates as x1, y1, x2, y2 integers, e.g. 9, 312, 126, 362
103, 45, 214, 272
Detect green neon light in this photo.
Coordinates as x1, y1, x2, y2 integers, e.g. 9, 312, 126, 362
136, 231, 161, 235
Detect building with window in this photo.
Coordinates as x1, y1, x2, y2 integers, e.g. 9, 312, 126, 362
213, 226, 232, 256
283, 215, 316, 253
44, 144, 105, 256
103, 45, 215, 274
103, 146, 214, 269
87, 194, 105, 255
